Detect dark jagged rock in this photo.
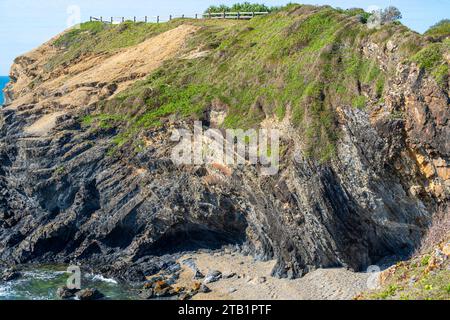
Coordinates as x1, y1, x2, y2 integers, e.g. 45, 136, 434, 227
204, 270, 222, 284
138, 288, 154, 300
1, 269, 21, 282
56, 286, 79, 299
75, 288, 104, 300
199, 284, 211, 293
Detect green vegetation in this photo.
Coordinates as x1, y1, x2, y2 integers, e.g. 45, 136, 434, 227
352, 95, 366, 109
96, 5, 393, 161
421, 255, 430, 266
366, 263, 450, 300
425, 19, 450, 38
205, 2, 278, 13
81, 113, 127, 129
360, 249, 450, 300
51, 4, 446, 162
46, 20, 184, 71
375, 284, 399, 299
412, 39, 450, 86
360, 208, 449, 301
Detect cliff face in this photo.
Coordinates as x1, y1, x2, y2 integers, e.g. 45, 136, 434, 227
0, 5, 449, 280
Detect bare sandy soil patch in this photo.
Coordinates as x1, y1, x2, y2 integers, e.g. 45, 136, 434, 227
176, 252, 371, 300
24, 111, 66, 136
64, 24, 200, 90
7, 24, 200, 109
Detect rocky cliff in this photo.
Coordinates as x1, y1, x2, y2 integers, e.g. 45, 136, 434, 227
0, 5, 449, 281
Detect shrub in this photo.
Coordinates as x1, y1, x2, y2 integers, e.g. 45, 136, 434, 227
205, 2, 275, 13
412, 44, 442, 70
415, 205, 450, 255
425, 19, 450, 38
367, 6, 402, 28
352, 95, 366, 109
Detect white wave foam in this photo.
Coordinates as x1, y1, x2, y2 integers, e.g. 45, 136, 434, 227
91, 274, 118, 285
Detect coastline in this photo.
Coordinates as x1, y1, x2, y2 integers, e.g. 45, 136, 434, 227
0, 76, 9, 105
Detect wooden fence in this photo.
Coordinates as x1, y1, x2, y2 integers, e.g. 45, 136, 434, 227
89, 12, 269, 24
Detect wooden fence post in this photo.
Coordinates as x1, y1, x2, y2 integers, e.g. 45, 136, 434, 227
252, 12, 255, 18
111, 17, 113, 23
208, 12, 211, 19
145, 16, 147, 23
169, 15, 172, 21
223, 11, 226, 19
195, 13, 198, 19
133, 16, 136, 23
157, 16, 159, 23
122, 17, 124, 23
100, 16, 103, 22
237, 12, 240, 20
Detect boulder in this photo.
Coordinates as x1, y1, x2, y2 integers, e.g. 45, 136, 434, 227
139, 288, 154, 300
193, 269, 205, 279
75, 288, 104, 300
56, 286, 80, 299
204, 270, 222, 284
199, 284, 211, 293
153, 280, 173, 297
1, 269, 21, 282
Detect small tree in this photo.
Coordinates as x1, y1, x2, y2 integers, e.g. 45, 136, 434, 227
381, 6, 402, 23
230, 2, 271, 12
367, 6, 402, 29
205, 5, 230, 13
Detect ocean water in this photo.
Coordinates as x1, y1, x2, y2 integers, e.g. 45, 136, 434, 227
0, 265, 139, 300
0, 76, 9, 105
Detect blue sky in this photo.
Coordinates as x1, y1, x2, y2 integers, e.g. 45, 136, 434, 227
0, 0, 449, 74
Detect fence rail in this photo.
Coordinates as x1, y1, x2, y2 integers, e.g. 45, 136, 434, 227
89, 12, 269, 24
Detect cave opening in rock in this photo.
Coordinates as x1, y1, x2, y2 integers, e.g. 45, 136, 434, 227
139, 222, 247, 257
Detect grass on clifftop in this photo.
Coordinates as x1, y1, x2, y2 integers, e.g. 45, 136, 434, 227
91, 5, 393, 161
412, 39, 450, 86
61, 4, 447, 162
46, 20, 185, 71
425, 19, 450, 39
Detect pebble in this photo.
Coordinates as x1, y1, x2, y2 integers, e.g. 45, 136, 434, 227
193, 269, 205, 279
1, 270, 21, 282
200, 284, 211, 293
222, 272, 237, 279
204, 270, 222, 284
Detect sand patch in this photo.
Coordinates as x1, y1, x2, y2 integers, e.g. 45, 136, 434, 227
182, 49, 211, 60
64, 24, 200, 91
176, 252, 371, 300
24, 111, 65, 136
7, 24, 200, 110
